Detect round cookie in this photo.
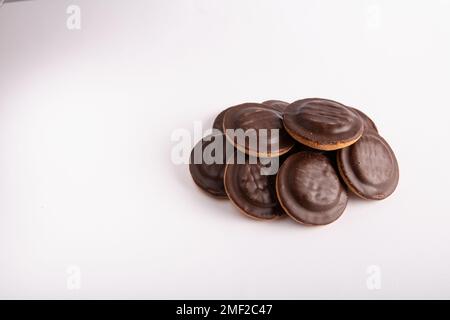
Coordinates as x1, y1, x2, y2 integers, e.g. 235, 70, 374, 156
224, 158, 285, 220
223, 103, 295, 157
276, 152, 348, 225
283, 98, 364, 151
337, 132, 399, 200
262, 100, 289, 113
189, 133, 233, 198
349, 107, 378, 133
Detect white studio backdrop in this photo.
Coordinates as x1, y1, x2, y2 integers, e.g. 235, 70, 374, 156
0, 0, 450, 299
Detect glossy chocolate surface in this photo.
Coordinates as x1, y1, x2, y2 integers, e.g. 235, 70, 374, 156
276, 152, 348, 225
224, 158, 285, 220
337, 132, 399, 200
223, 103, 295, 157
283, 98, 364, 150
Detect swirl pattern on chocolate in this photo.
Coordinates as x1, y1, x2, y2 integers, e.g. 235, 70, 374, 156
224, 158, 285, 220
276, 152, 348, 225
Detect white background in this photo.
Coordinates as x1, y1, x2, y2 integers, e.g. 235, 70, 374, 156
1, 0, 450, 299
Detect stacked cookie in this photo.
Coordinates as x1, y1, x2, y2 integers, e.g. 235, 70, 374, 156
189, 98, 399, 226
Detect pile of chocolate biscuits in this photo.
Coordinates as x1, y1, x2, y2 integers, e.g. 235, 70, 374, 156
189, 98, 399, 226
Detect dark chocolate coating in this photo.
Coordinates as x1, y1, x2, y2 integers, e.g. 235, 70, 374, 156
337, 132, 399, 200
262, 100, 289, 113
214, 101, 289, 133
189, 133, 233, 198
223, 103, 295, 157
224, 158, 285, 220
212, 108, 230, 133
276, 152, 348, 225
283, 98, 364, 150
349, 107, 378, 133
